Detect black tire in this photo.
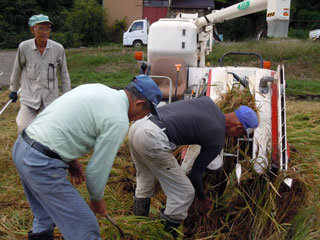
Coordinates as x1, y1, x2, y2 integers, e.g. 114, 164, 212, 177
133, 40, 143, 48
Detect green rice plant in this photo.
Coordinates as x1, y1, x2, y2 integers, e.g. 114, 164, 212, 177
99, 216, 173, 240
180, 88, 319, 240
182, 154, 317, 240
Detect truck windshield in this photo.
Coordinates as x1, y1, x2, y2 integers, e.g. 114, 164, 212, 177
130, 22, 143, 32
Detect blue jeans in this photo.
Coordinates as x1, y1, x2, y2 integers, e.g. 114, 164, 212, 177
12, 135, 101, 240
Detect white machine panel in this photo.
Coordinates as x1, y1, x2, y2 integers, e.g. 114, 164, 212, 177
188, 67, 210, 87
148, 19, 198, 67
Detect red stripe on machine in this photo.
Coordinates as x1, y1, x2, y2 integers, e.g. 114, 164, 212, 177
206, 69, 212, 96
271, 83, 279, 163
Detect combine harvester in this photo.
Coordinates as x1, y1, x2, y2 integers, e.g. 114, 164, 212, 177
137, 0, 292, 185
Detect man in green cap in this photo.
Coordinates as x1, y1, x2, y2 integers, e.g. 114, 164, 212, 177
9, 14, 71, 134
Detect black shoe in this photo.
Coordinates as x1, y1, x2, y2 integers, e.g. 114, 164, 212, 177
28, 229, 54, 240
160, 209, 181, 239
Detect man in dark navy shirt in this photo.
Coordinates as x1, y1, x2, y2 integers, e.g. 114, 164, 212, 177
128, 96, 258, 238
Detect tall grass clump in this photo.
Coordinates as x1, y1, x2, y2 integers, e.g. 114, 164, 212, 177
183, 157, 319, 239
180, 87, 320, 239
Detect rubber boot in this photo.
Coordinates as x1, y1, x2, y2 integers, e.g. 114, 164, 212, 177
28, 229, 54, 240
133, 197, 150, 217
160, 209, 181, 239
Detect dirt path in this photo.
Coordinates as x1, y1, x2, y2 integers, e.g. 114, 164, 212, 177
0, 51, 17, 88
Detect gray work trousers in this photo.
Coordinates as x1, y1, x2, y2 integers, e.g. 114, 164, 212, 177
128, 116, 195, 221
16, 103, 45, 134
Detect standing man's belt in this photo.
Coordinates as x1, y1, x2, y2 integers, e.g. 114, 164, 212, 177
22, 130, 62, 160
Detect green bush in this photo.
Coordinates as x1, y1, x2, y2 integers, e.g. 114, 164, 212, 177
107, 18, 127, 43
217, 13, 266, 41
288, 28, 309, 39
50, 32, 68, 47
65, 0, 107, 47
66, 32, 83, 48
0, 16, 31, 49
0, 0, 73, 49
50, 31, 82, 48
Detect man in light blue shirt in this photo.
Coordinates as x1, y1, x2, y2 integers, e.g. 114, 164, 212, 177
12, 75, 162, 240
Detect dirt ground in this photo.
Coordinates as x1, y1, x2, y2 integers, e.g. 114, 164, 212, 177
0, 51, 17, 88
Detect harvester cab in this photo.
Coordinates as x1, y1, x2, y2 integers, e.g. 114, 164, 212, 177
135, 0, 292, 185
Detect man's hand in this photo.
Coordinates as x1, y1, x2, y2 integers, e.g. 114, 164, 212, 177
9, 92, 18, 102
68, 159, 85, 185
90, 199, 107, 216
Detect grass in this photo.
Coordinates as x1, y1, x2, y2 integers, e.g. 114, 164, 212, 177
1, 91, 319, 239
286, 101, 320, 161
66, 45, 142, 88
65, 40, 320, 97
285, 79, 320, 98
1, 40, 320, 239
207, 40, 320, 97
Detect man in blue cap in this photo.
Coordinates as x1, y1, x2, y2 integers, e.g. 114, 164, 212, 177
12, 75, 162, 240
9, 14, 71, 134
128, 97, 258, 238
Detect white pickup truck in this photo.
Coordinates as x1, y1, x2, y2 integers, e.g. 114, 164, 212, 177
123, 19, 149, 47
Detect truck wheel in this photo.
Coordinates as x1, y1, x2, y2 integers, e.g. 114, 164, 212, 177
133, 40, 143, 48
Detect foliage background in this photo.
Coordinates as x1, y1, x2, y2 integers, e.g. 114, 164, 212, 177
215, 0, 320, 41
0, 0, 320, 49
0, 0, 107, 49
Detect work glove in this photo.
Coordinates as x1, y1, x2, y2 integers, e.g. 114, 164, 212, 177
199, 197, 213, 214
9, 92, 18, 102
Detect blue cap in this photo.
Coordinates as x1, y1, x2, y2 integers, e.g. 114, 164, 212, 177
131, 75, 162, 116
29, 14, 52, 27
234, 106, 258, 134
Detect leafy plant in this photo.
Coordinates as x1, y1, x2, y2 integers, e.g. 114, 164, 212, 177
107, 18, 127, 43
64, 0, 107, 47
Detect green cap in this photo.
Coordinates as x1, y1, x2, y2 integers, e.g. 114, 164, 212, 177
28, 14, 52, 27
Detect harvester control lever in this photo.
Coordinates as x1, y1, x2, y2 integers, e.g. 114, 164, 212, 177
140, 62, 148, 74
228, 72, 249, 89
175, 64, 182, 72
174, 64, 182, 100
259, 76, 274, 94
